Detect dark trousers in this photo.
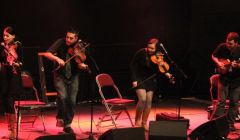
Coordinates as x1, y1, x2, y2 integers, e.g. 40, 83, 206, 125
54, 73, 79, 126
0, 65, 22, 114
215, 80, 240, 125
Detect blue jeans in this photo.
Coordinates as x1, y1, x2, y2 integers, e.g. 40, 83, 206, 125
54, 73, 79, 126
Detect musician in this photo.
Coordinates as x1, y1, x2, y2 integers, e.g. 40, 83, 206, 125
130, 38, 172, 131
42, 28, 88, 133
0, 26, 23, 139
212, 32, 240, 131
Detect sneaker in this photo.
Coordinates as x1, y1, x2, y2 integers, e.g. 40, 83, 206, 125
63, 127, 74, 134
56, 119, 64, 127
135, 122, 142, 127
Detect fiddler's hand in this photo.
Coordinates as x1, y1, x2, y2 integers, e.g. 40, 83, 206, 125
56, 58, 65, 67
12, 62, 22, 67
77, 63, 88, 70
165, 72, 172, 79
132, 81, 138, 88
165, 72, 175, 84
232, 61, 240, 68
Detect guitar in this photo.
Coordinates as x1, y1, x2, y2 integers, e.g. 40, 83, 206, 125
216, 59, 240, 74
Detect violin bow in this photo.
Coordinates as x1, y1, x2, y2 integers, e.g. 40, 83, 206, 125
131, 73, 158, 90
53, 43, 90, 71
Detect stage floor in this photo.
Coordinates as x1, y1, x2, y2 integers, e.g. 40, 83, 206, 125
0, 97, 239, 140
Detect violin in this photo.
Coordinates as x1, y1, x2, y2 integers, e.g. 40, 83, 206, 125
150, 53, 175, 84
1, 41, 22, 73
68, 41, 86, 64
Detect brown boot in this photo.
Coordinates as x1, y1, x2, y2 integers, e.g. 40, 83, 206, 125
8, 113, 16, 140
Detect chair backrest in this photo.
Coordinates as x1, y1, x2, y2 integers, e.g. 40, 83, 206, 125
22, 72, 34, 88
209, 74, 220, 101
96, 73, 115, 87
21, 71, 40, 101
96, 73, 122, 99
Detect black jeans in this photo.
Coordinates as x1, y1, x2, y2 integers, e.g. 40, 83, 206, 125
54, 73, 79, 126
0, 65, 22, 114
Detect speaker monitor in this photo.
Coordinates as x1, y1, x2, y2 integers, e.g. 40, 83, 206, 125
189, 115, 229, 140
149, 120, 188, 140
35, 133, 76, 140
98, 127, 145, 140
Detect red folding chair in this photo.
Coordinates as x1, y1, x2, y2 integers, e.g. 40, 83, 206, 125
15, 71, 46, 131
95, 73, 134, 129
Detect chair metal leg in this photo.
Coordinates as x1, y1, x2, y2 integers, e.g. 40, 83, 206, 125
114, 110, 122, 120
210, 102, 218, 120
18, 111, 21, 131
124, 108, 134, 127
32, 111, 38, 127
39, 112, 46, 131
104, 104, 117, 128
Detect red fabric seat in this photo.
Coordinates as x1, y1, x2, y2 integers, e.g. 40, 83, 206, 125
105, 98, 135, 104
15, 100, 46, 106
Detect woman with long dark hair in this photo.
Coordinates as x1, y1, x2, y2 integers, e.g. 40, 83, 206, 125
0, 26, 23, 139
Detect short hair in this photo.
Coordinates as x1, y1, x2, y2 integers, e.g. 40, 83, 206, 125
148, 38, 159, 44
67, 27, 79, 36
227, 32, 239, 42
4, 26, 16, 35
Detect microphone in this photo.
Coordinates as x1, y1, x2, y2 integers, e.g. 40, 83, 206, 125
1, 42, 5, 47
0, 42, 8, 50
159, 43, 168, 54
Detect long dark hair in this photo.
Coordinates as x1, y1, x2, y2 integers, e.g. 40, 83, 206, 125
4, 26, 16, 36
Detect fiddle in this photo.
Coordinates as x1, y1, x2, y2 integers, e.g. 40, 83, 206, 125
1, 41, 22, 73
150, 52, 175, 84
68, 41, 87, 64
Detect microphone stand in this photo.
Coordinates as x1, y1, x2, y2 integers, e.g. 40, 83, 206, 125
159, 43, 188, 120
83, 47, 99, 140
87, 55, 97, 140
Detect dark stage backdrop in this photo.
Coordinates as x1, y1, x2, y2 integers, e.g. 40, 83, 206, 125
0, 0, 240, 102
189, 0, 240, 98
